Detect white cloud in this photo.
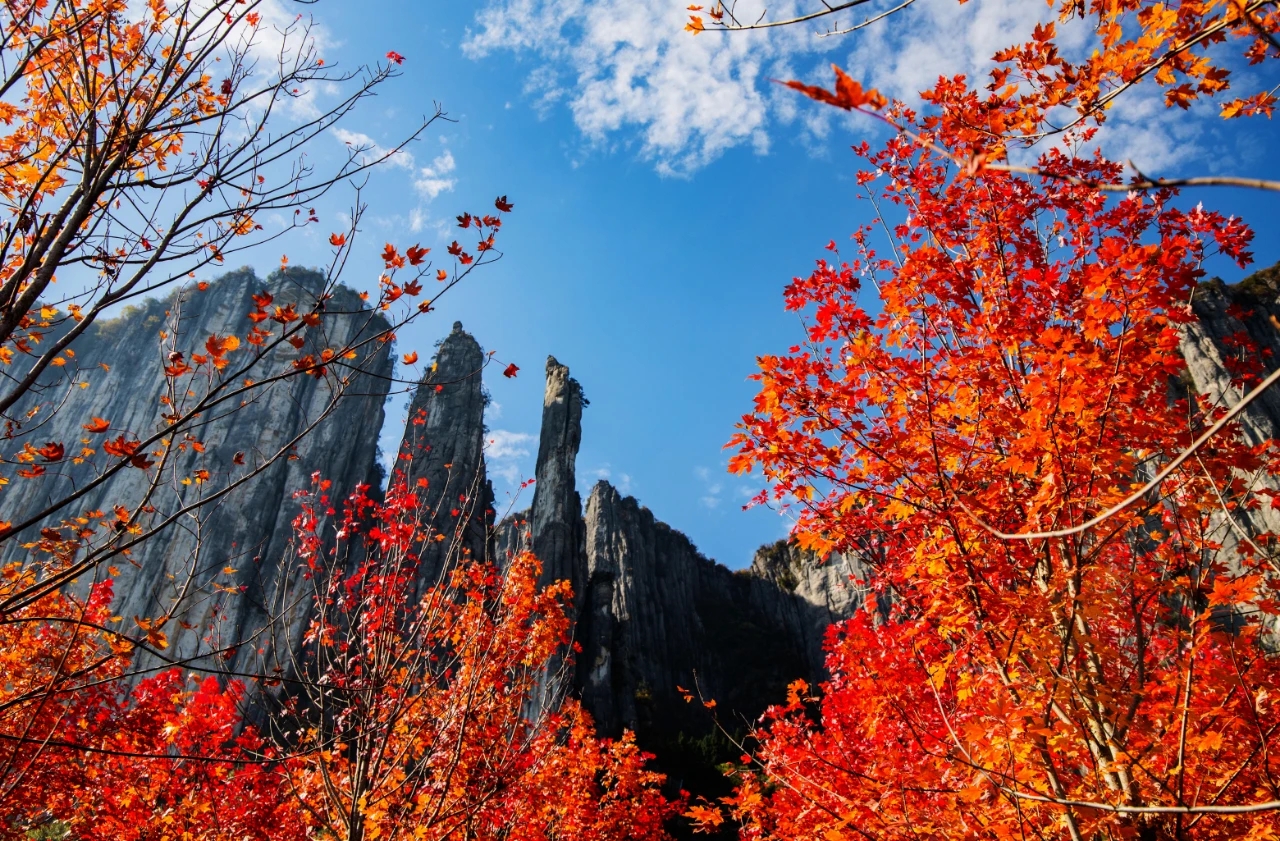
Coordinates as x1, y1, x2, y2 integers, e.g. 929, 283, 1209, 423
485, 429, 536, 490
584, 462, 632, 493
492, 461, 527, 485
465, 0, 781, 174
415, 149, 457, 200
524, 65, 569, 118
332, 128, 416, 169
401, 207, 453, 241
695, 465, 723, 508
1088, 86, 1210, 173
238, 0, 336, 120
464, 0, 1206, 176
486, 429, 536, 460
586, 463, 634, 494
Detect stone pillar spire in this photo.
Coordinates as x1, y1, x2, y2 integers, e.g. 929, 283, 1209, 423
529, 355, 586, 599
524, 355, 586, 715
398, 321, 493, 591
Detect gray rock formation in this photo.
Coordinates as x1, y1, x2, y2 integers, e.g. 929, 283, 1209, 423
576, 481, 871, 740
528, 357, 585, 597
0, 267, 392, 681
480, 357, 869, 741
745, 540, 877, 681
519, 356, 587, 711
394, 321, 493, 593
8, 255, 1280, 800
1179, 265, 1280, 634
1181, 266, 1280, 453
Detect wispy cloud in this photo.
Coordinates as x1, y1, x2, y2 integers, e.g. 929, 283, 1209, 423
465, 0, 779, 175
415, 150, 457, 200
695, 465, 723, 509
464, 0, 1214, 176
586, 463, 632, 493
332, 128, 416, 169
486, 429, 536, 460
486, 429, 537, 489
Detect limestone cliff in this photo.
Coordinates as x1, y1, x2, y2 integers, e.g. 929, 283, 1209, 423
1181, 265, 1280, 453
529, 357, 585, 599
482, 357, 870, 744
578, 481, 855, 740
1179, 264, 1280, 634
417, 263, 1280, 759
744, 540, 877, 682
394, 321, 493, 593
0, 267, 392, 679
6, 255, 1280, 805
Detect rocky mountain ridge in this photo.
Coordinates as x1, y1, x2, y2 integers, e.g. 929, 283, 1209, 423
8, 262, 1280, 782
399, 328, 872, 743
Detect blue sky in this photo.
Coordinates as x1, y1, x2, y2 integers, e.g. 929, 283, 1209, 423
239, 0, 1280, 570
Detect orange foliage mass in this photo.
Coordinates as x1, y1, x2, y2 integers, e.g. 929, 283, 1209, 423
712, 19, 1280, 838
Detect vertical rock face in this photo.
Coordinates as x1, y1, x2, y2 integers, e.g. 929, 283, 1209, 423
575, 481, 864, 740
476, 356, 869, 742
8, 258, 1280, 795
490, 508, 530, 568
395, 322, 493, 591
1181, 268, 1280, 450
578, 480, 704, 737
0, 267, 392, 678
744, 541, 875, 680
528, 357, 585, 597
1179, 267, 1280, 636
517, 356, 586, 712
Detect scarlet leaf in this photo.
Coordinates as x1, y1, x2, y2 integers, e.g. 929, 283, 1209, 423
103, 436, 140, 458
782, 64, 886, 111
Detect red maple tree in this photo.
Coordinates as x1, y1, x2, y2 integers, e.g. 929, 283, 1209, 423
714, 81, 1280, 838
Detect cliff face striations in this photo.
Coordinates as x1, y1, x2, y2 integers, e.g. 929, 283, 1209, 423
1181, 266, 1280, 451
395, 321, 493, 593
1178, 266, 1280, 636
529, 357, 585, 599
475, 358, 870, 743
744, 540, 876, 684
0, 267, 392, 679
576, 481, 871, 740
